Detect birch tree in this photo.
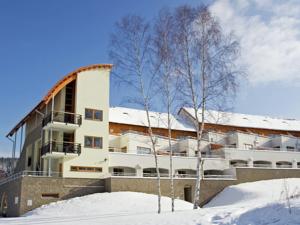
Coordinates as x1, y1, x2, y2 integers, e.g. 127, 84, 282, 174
153, 8, 179, 212
109, 15, 162, 214
174, 5, 241, 209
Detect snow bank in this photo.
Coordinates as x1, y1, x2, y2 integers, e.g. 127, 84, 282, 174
25, 192, 192, 217
205, 178, 300, 208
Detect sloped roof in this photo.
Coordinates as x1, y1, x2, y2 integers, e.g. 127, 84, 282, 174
109, 107, 195, 132
181, 107, 300, 132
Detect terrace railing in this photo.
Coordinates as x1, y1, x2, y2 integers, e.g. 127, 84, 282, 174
0, 170, 61, 186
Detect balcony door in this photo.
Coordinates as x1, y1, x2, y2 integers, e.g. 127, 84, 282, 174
63, 133, 74, 143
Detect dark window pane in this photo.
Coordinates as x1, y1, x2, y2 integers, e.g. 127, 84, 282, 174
84, 136, 93, 147
94, 110, 103, 121
85, 109, 93, 119
94, 137, 103, 149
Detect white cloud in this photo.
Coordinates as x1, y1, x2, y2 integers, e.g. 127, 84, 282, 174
210, 0, 300, 85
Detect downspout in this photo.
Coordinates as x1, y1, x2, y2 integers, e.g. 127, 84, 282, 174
48, 94, 55, 176
19, 126, 23, 157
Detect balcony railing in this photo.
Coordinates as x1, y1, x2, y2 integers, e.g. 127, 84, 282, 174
41, 141, 81, 156
42, 111, 82, 127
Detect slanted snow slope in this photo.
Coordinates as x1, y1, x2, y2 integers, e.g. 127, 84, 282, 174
206, 178, 300, 207
1, 179, 300, 225
204, 178, 300, 225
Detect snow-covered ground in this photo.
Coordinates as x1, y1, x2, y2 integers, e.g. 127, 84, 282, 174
1, 178, 300, 225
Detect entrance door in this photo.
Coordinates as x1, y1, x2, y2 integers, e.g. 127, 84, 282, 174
184, 186, 192, 202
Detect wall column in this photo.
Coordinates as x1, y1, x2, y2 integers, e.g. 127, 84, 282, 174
248, 157, 253, 167
135, 164, 143, 177
292, 159, 297, 169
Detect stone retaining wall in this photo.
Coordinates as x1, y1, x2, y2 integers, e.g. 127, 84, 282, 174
1, 167, 300, 216
0, 176, 105, 217
107, 168, 300, 206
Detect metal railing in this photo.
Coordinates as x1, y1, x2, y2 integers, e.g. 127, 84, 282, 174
109, 147, 127, 153
0, 170, 61, 186
224, 146, 300, 152
253, 163, 272, 168
143, 173, 170, 177
202, 153, 225, 159
111, 172, 137, 176
110, 172, 235, 180
276, 164, 293, 168
176, 174, 197, 178
41, 141, 81, 156
231, 163, 249, 167
203, 174, 236, 179
108, 149, 225, 159
42, 111, 82, 127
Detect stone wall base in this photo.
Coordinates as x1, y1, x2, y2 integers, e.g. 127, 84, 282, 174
1, 168, 300, 217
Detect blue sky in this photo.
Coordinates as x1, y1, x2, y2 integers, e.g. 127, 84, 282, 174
1, 0, 300, 157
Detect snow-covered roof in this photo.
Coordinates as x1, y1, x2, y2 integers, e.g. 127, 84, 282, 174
182, 107, 300, 132
109, 107, 195, 131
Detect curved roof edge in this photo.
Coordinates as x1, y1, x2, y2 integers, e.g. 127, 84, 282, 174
7, 64, 112, 137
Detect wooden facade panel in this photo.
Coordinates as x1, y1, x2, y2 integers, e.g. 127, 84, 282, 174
109, 122, 300, 138
109, 122, 197, 138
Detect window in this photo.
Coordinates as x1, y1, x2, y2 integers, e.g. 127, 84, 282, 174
84, 136, 103, 149
137, 146, 151, 154
94, 137, 102, 148
85, 109, 93, 119
70, 166, 102, 172
27, 157, 32, 167
113, 168, 124, 173
94, 110, 103, 121
85, 108, 103, 121
84, 136, 93, 147
41, 193, 59, 199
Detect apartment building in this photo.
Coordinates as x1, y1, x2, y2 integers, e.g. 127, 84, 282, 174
3, 64, 300, 216
5, 64, 300, 180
